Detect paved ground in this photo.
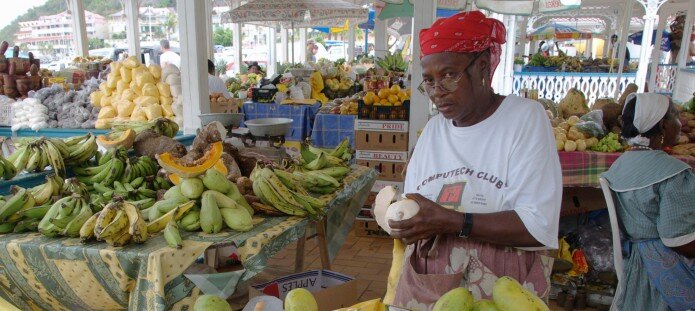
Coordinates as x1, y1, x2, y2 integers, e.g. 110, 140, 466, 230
249, 227, 601, 310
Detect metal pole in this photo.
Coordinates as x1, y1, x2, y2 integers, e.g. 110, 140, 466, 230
649, 14, 667, 91
68, 0, 88, 57
614, 0, 634, 98
635, 0, 663, 92
125, 0, 140, 58
409, 0, 437, 150
177, 0, 210, 134
677, 0, 695, 68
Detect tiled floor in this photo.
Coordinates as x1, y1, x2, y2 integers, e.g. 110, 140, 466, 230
251, 228, 600, 311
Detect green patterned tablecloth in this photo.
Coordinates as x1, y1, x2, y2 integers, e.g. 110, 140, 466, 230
0, 166, 377, 311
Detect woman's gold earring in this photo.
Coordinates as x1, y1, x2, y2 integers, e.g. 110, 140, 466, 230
482, 78, 486, 87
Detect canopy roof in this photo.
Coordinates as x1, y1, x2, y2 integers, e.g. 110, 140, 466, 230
230, 0, 369, 28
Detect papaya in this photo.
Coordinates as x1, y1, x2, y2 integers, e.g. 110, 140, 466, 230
96, 129, 136, 150
157, 141, 223, 178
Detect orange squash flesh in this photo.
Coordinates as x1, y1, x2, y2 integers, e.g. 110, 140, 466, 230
156, 141, 223, 178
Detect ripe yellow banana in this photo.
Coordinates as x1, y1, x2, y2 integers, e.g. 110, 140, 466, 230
99, 210, 128, 240
123, 202, 148, 243
94, 204, 119, 240
80, 211, 101, 241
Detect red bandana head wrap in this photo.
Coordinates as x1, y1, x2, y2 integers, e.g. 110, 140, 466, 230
419, 11, 506, 82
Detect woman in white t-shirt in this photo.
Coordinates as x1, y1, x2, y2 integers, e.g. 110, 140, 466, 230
385, 11, 562, 309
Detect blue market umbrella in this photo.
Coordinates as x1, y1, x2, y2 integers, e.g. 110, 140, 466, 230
358, 9, 375, 30
628, 30, 671, 52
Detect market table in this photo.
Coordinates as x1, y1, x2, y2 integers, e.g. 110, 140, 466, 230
241, 102, 322, 142
0, 166, 377, 311
309, 113, 356, 149
559, 151, 695, 188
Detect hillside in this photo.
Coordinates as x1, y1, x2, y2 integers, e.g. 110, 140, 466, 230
0, 0, 176, 45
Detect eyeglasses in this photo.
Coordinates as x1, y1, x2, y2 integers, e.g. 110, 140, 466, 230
417, 53, 482, 97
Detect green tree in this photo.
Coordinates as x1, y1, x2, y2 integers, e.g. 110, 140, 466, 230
111, 31, 126, 40
164, 13, 177, 39
88, 38, 105, 49
213, 28, 233, 47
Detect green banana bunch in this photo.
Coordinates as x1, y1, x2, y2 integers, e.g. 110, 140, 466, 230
0, 154, 17, 180
29, 174, 63, 206
37, 194, 87, 237
61, 178, 90, 198
9, 138, 67, 177
0, 187, 36, 226
299, 140, 352, 170
110, 118, 179, 138
54, 134, 98, 166
119, 156, 159, 185
251, 166, 330, 218
375, 51, 408, 72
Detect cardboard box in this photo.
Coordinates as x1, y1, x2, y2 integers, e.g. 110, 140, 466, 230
209, 101, 240, 113
354, 120, 409, 132
357, 159, 406, 182
364, 192, 377, 208
371, 180, 404, 194
203, 242, 241, 269
250, 270, 362, 311
560, 187, 606, 217
355, 131, 409, 151
355, 150, 408, 162
355, 120, 409, 152
354, 219, 390, 238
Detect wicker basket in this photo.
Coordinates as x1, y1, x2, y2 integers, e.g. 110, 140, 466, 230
0, 102, 13, 126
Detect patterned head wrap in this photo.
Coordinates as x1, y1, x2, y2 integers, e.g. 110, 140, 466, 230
419, 11, 506, 82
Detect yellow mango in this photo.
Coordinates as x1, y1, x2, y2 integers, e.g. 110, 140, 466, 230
161, 104, 174, 117
433, 287, 474, 311
123, 56, 139, 69
106, 73, 118, 88
159, 96, 173, 107
135, 96, 158, 107
121, 89, 137, 101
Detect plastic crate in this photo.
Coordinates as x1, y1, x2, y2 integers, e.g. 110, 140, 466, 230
252, 88, 278, 103
0, 102, 12, 126
357, 100, 409, 121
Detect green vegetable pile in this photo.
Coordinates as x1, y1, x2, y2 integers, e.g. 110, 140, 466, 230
590, 132, 624, 153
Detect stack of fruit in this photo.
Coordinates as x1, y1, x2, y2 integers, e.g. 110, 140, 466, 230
362, 85, 410, 107
8, 134, 98, 177
91, 56, 177, 129
590, 132, 624, 153
149, 167, 254, 236
553, 116, 599, 152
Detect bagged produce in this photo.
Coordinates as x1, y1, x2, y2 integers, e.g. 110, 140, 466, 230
157, 82, 171, 97
142, 83, 159, 97
148, 64, 162, 79
120, 66, 132, 83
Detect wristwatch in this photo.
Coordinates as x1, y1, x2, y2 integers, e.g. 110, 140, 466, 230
458, 213, 474, 238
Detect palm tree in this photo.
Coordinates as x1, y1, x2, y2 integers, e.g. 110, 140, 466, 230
164, 13, 177, 39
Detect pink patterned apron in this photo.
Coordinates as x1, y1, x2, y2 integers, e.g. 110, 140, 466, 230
393, 235, 553, 311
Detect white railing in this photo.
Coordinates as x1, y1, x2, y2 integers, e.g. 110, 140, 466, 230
512, 72, 637, 103
655, 64, 678, 94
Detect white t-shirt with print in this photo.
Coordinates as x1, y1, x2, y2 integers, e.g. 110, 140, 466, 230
403, 95, 562, 249
160, 51, 181, 68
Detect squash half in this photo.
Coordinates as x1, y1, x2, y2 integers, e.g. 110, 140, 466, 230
156, 141, 223, 178
96, 129, 136, 150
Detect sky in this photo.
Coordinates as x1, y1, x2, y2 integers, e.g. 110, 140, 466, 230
0, 0, 48, 29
